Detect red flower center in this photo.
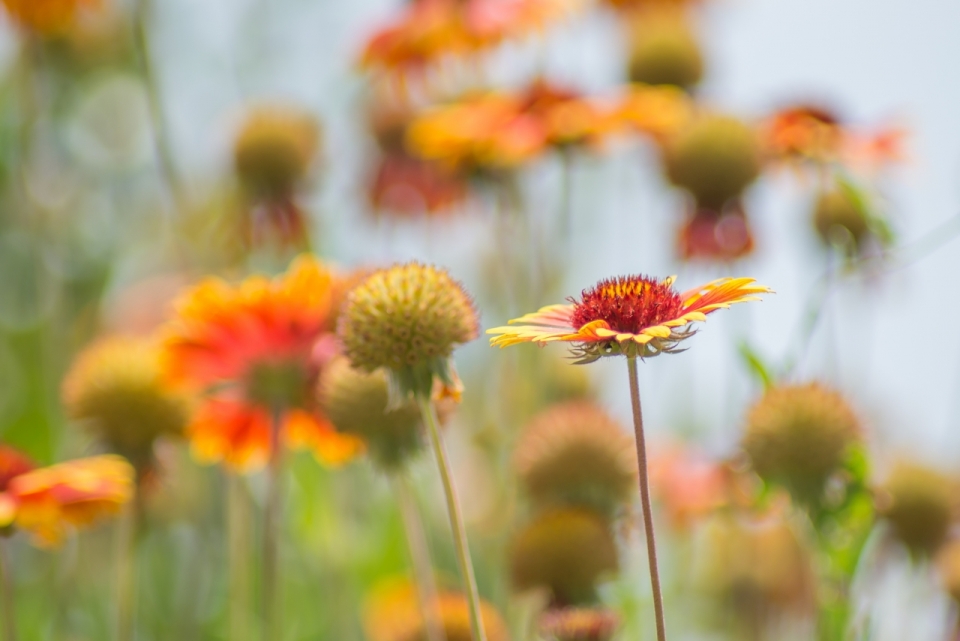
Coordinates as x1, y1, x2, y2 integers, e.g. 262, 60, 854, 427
571, 276, 684, 335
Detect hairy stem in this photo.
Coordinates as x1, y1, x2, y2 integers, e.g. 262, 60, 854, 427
626, 356, 667, 641
417, 396, 487, 641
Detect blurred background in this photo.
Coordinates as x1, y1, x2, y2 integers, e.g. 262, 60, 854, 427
1, 0, 959, 639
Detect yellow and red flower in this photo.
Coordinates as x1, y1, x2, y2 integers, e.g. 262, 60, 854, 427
488, 274, 771, 362
162, 256, 364, 471
616, 84, 693, 143
0, 446, 133, 547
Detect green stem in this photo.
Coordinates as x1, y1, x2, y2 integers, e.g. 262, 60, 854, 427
626, 356, 667, 641
115, 494, 140, 641
228, 475, 251, 641
417, 396, 487, 641
393, 474, 446, 641
261, 408, 284, 641
0, 537, 16, 641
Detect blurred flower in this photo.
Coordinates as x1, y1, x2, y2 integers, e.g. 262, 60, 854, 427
360, 0, 571, 76
626, 9, 704, 91
616, 84, 693, 142
514, 401, 636, 515
538, 607, 620, 641
761, 105, 843, 166
162, 256, 363, 471
510, 507, 619, 604
742, 383, 861, 506
488, 275, 770, 363
516, 80, 616, 150
693, 510, 815, 620
0, 450, 134, 547
62, 336, 190, 473
234, 106, 320, 200
370, 152, 469, 217
664, 113, 762, 209
876, 461, 956, 557
363, 577, 510, 641
811, 185, 878, 256
337, 262, 479, 401
1, 0, 98, 35
938, 539, 960, 605
601, 0, 700, 12
650, 444, 743, 530
677, 201, 755, 262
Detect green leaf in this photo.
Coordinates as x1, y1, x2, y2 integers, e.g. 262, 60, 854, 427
737, 341, 774, 389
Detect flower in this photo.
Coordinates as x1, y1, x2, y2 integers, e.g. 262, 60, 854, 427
487, 274, 770, 362
62, 336, 190, 469
370, 152, 469, 217
516, 80, 616, 149
0, 449, 134, 547
650, 444, 742, 530
337, 262, 479, 400
363, 578, 510, 641
626, 9, 704, 90
811, 187, 872, 253
761, 105, 843, 165
539, 607, 620, 641
233, 106, 321, 200
876, 461, 956, 557
514, 401, 636, 515
510, 507, 619, 604
616, 84, 693, 142
742, 383, 861, 505
938, 539, 960, 605
162, 255, 364, 470
677, 202, 755, 262
1, 0, 98, 35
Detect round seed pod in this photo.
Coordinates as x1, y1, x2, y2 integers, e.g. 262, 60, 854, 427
514, 402, 636, 515
877, 461, 955, 557
510, 508, 619, 605
664, 114, 762, 208
627, 15, 704, 90
234, 107, 320, 199
812, 188, 871, 251
742, 383, 860, 505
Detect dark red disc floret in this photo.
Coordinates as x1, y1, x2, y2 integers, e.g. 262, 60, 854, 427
570, 275, 684, 335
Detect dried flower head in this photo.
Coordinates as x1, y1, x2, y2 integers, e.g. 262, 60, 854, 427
515, 402, 636, 514
363, 578, 510, 641
938, 539, 960, 605
63, 336, 190, 467
338, 262, 479, 400
627, 11, 704, 90
234, 107, 320, 199
812, 188, 871, 252
665, 114, 762, 208
539, 607, 620, 641
742, 383, 861, 505
489, 275, 770, 363
877, 461, 956, 557
0, 454, 134, 547
510, 507, 619, 604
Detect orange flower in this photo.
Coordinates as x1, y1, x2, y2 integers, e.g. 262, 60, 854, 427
617, 84, 693, 142
1, 0, 98, 35
650, 444, 745, 529
517, 80, 617, 149
162, 256, 364, 471
369, 152, 469, 216
488, 275, 771, 362
762, 105, 843, 164
0, 447, 133, 547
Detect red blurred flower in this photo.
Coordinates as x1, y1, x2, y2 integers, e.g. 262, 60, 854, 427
677, 201, 755, 262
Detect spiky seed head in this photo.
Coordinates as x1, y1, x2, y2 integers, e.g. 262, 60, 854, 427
665, 114, 762, 208
539, 607, 620, 641
742, 383, 860, 505
515, 402, 636, 515
812, 188, 871, 252
877, 461, 956, 557
234, 107, 320, 199
938, 539, 960, 604
337, 262, 479, 399
627, 14, 704, 90
318, 357, 425, 471
63, 336, 190, 467
510, 508, 619, 605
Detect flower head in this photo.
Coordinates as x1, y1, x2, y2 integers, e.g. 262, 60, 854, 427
338, 262, 479, 400
0, 452, 134, 547
742, 383, 861, 505
677, 202, 755, 262
363, 578, 510, 641
876, 461, 956, 557
234, 106, 320, 200
162, 255, 363, 470
616, 84, 693, 142
650, 444, 743, 530
514, 402, 636, 515
761, 105, 843, 165
539, 607, 620, 641
626, 9, 704, 90
1, 0, 98, 35
938, 539, 960, 605
812, 187, 872, 254
488, 275, 770, 363
510, 507, 619, 604
62, 336, 190, 469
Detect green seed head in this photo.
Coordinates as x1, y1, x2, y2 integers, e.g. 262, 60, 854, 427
878, 461, 956, 557
812, 188, 871, 252
627, 15, 704, 90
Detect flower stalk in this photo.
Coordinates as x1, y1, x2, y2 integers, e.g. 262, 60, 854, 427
229, 475, 252, 641
261, 407, 285, 641
626, 356, 667, 641
115, 494, 141, 641
0, 536, 16, 641
417, 396, 487, 641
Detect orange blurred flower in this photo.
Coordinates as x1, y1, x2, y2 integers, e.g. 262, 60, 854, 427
0, 446, 133, 547
650, 444, 749, 529
517, 80, 617, 149
162, 256, 364, 471
616, 84, 693, 142
1, 0, 98, 35
361, 0, 571, 76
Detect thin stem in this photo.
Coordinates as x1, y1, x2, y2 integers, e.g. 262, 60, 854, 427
626, 356, 667, 641
228, 475, 251, 641
393, 474, 446, 641
417, 396, 487, 641
261, 408, 284, 641
115, 493, 140, 641
0, 537, 17, 641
